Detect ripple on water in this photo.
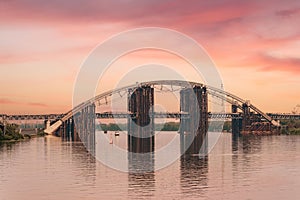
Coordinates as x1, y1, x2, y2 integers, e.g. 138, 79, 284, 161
0, 134, 299, 199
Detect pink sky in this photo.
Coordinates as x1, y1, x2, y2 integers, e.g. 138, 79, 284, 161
0, 0, 300, 114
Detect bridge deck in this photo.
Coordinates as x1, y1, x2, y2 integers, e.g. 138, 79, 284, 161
2, 113, 300, 121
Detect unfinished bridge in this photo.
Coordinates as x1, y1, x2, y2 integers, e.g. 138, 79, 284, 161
2, 80, 298, 155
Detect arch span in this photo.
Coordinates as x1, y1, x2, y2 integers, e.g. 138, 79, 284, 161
45, 80, 279, 134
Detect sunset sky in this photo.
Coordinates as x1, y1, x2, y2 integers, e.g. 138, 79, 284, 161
1, 0, 300, 114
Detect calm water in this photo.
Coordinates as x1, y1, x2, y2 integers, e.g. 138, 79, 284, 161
0, 132, 299, 200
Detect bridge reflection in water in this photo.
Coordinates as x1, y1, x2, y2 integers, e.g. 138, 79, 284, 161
180, 156, 208, 198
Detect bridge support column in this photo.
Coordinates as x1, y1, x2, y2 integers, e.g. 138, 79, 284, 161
70, 117, 75, 141
73, 113, 80, 142
231, 104, 242, 138
61, 119, 70, 141
66, 119, 70, 140
61, 121, 66, 139
128, 86, 154, 153
242, 102, 251, 134
44, 120, 50, 130
65, 117, 76, 141
180, 86, 208, 156
73, 104, 96, 153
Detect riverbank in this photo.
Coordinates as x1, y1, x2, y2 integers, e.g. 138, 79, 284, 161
0, 123, 47, 143
280, 119, 300, 135
285, 128, 300, 135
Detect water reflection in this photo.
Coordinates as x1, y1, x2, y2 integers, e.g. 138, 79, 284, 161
180, 156, 208, 198
128, 152, 155, 173
0, 141, 13, 152
231, 135, 264, 185
1, 133, 300, 199
231, 135, 239, 153
43, 136, 96, 186
69, 142, 96, 185
0, 140, 30, 152
241, 136, 262, 154
128, 171, 155, 198
128, 152, 155, 198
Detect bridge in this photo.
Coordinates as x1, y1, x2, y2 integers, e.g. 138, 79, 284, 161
2, 112, 300, 121
1, 80, 299, 155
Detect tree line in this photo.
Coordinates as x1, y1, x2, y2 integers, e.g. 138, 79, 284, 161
0, 123, 24, 141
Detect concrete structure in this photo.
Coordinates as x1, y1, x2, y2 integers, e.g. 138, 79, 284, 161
73, 104, 96, 153
180, 86, 208, 155
128, 86, 155, 153
231, 104, 242, 138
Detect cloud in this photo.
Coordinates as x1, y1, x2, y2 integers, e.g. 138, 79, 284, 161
0, 98, 48, 107
0, 0, 259, 26
26, 102, 48, 107
0, 98, 18, 105
1, 0, 300, 113
234, 53, 300, 74
276, 8, 300, 17
257, 54, 300, 74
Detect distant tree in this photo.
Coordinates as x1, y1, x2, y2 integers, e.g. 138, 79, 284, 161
0, 123, 23, 141
107, 123, 121, 131
161, 122, 179, 131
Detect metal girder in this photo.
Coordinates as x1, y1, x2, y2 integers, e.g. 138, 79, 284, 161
1, 114, 65, 121
3, 112, 299, 121
266, 113, 300, 120
44, 80, 282, 133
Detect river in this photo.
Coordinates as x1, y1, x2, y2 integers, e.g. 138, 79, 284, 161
0, 132, 299, 200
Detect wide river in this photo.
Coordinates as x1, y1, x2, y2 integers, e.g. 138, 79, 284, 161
0, 132, 299, 200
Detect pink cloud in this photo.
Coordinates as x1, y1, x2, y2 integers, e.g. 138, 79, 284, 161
0, 98, 48, 107
26, 102, 48, 107
0, 1, 272, 26
1, 0, 300, 113
257, 54, 300, 74
276, 8, 300, 17
0, 98, 18, 105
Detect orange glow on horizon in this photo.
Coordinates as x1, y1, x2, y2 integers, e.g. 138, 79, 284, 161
1, 1, 299, 114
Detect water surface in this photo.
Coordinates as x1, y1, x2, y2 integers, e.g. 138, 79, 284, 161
0, 133, 299, 200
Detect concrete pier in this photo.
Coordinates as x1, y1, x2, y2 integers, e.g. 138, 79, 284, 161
73, 104, 95, 153
180, 86, 208, 156
128, 86, 154, 153
232, 104, 242, 138
242, 102, 251, 132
